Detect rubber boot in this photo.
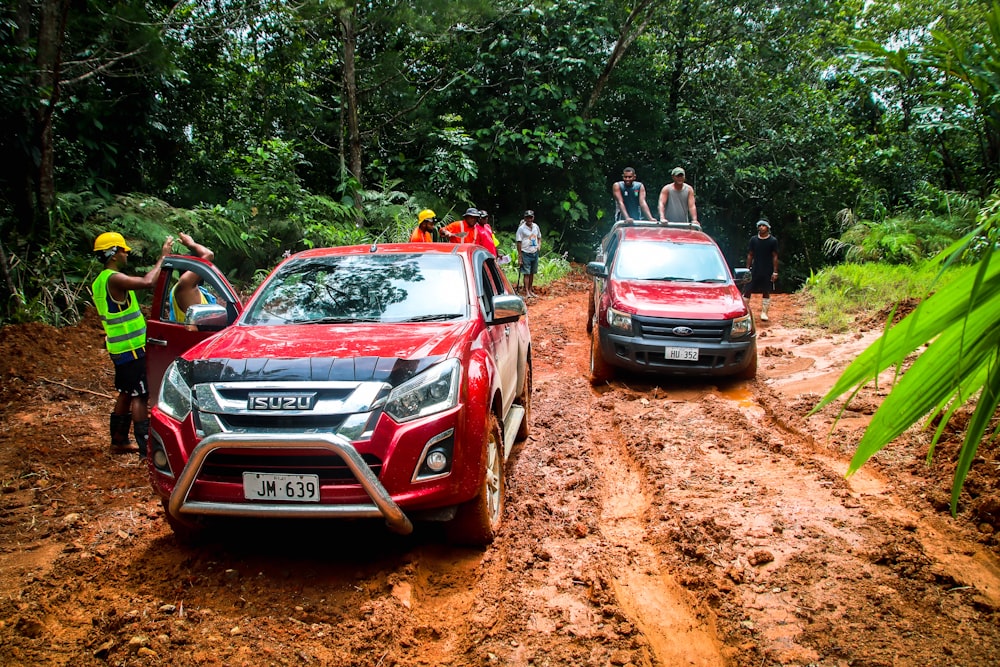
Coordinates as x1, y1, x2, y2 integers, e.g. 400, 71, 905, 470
761, 297, 771, 322
134, 419, 150, 458
109, 414, 138, 454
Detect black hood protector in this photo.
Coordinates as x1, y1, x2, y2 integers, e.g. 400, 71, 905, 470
188, 356, 445, 387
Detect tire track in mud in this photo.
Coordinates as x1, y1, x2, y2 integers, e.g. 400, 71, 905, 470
589, 389, 727, 667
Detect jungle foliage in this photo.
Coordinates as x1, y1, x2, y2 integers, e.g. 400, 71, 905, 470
1, 0, 998, 323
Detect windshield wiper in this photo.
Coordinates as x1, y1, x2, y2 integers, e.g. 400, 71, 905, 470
696, 278, 728, 283
293, 315, 380, 324
402, 313, 464, 322
647, 276, 695, 282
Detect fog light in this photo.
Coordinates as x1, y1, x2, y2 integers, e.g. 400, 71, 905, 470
152, 449, 169, 470
426, 450, 449, 472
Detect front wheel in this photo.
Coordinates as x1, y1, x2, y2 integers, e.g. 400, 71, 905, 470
514, 360, 531, 442
735, 350, 758, 380
589, 324, 614, 384
447, 413, 505, 547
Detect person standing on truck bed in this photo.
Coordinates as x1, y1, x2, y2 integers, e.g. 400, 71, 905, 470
91, 232, 173, 456
612, 167, 655, 222
658, 166, 698, 225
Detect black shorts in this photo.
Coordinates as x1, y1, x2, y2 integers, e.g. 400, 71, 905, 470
114, 357, 149, 398
743, 275, 773, 297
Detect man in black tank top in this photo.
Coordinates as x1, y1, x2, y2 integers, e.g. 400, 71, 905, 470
612, 167, 655, 222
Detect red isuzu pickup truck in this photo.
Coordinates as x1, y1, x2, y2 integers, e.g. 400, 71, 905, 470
144, 242, 532, 546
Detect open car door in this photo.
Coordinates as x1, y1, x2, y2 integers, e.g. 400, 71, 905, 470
146, 256, 243, 403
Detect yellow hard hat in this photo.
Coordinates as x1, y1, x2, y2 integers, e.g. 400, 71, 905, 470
94, 232, 131, 252
418, 209, 437, 224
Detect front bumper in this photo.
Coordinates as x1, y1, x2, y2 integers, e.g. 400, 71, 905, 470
164, 432, 414, 534
596, 328, 756, 377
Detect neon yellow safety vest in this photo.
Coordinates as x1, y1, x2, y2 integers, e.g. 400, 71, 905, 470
92, 269, 146, 356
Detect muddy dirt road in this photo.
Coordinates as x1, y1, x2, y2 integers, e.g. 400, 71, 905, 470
1, 271, 999, 666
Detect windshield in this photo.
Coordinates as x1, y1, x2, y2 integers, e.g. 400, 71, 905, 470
243, 253, 469, 325
613, 240, 730, 282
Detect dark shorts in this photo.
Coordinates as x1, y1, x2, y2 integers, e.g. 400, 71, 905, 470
520, 252, 539, 275
743, 275, 773, 297
113, 356, 149, 398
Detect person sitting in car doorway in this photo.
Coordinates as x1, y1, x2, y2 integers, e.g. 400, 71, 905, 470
167, 233, 216, 323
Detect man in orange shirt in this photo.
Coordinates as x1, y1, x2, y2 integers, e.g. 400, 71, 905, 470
440, 208, 480, 243
410, 209, 440, 242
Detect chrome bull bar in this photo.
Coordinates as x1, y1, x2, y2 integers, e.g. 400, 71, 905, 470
167, 433, 414, 535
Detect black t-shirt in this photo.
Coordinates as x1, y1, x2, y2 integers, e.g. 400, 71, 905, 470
748, 234, 778, 276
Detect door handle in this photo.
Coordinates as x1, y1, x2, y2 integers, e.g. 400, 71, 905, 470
147, 338, 167, 346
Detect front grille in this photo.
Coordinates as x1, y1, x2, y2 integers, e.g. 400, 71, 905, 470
208, 414, 349, 434
192, 380, 391, 440
634, 316, 729, 342
199, 450, 383, 484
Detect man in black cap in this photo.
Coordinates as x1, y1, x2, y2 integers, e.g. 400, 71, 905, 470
516, 210, 541, 298
441, 207, 480, 243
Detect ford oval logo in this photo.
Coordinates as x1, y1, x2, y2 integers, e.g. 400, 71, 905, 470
672, 326, 694, 336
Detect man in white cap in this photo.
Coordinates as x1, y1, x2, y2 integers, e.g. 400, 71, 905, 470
658, 166, 698, 224
744, 220, 779, 321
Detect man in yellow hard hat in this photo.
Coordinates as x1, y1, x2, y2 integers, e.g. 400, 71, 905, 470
410, 209, 440, 242
91, 231, 174, 456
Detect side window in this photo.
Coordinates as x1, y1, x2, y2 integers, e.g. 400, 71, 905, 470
604, 233, 622, 272
479, 260, 499, 317
483, 258, 508, 296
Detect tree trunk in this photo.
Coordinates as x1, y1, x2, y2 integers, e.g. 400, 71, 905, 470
583, 0, 658, 120
32, 0, 72, 243
339, 7, 363, 189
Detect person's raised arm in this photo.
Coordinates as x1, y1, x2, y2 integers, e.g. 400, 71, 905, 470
638, 184, 655, 220
688, 186, 698, 224
612, 181, 631, 221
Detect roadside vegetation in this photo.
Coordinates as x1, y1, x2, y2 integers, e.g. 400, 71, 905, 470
2, 0, 998, 500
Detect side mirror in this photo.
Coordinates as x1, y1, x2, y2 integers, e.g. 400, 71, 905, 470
185, 304, 231, 331
585, 261, 607, 278
733, 268, 752, 285
491, 294, 526, 324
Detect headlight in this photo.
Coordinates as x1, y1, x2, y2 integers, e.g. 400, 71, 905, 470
384, 358, 460, 423
731, 314, 753, 338
608, 306, 633, 333
157, 360, 193, 422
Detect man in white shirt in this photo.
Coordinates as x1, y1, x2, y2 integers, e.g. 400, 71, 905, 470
516, 210, 541, 298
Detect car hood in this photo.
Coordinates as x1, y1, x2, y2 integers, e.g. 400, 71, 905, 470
182, 321, 475, 385
609, 279, 748, 320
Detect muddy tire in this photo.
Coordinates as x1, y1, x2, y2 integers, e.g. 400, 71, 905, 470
161, 500, 207, 545
589, 324, 614, 384
514, 360, 531, 442
735, 350, 758, 380
447, 413, 504, 547
586, 287, 595, 334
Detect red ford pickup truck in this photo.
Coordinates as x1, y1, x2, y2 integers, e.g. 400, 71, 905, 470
586, 222, 757, 382
144, 243, 532, 546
